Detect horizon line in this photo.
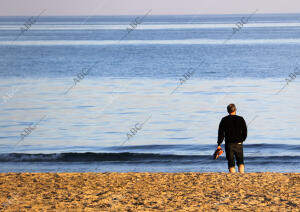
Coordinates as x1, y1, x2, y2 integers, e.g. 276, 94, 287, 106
1, 12, 300, 17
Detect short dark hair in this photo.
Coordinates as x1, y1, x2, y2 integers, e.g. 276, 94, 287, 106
227, 104, 236, 114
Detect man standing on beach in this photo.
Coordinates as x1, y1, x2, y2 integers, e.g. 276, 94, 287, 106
217, 104, 247, 173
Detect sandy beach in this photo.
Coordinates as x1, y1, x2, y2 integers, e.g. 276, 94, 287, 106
0, 172, 299, 211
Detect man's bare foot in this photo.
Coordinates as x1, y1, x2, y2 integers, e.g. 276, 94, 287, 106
238, 164, 245, 173
229, 167, 236, 173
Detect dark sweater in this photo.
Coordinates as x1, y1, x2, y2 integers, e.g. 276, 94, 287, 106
217, 115, 247, 146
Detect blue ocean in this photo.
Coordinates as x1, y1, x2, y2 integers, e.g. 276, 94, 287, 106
0, 13, 299, 173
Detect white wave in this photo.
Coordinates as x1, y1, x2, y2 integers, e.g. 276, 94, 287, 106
2, 38, 300, 46
1, 22, 300, 30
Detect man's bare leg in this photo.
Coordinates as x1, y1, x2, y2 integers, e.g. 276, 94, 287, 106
238, 164, 245, 173
229, 167, 236, 173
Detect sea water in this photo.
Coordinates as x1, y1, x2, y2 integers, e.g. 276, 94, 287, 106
0, 14, 299, 172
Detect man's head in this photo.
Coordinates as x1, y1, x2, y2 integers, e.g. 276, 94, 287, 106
227, 103, 236, 115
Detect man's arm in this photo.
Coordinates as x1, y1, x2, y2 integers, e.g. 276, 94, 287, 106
217, 118, 225, 146
241, 117, 247, 141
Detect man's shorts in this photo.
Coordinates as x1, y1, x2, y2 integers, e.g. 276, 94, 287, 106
225, 142, 244, 168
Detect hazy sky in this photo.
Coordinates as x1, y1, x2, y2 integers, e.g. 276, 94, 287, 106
1, 0, 300, 16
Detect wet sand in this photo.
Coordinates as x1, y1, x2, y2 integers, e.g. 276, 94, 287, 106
0, 172, 299, 211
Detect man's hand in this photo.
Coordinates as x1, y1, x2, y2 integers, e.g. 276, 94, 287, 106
214, 145, 224, 159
